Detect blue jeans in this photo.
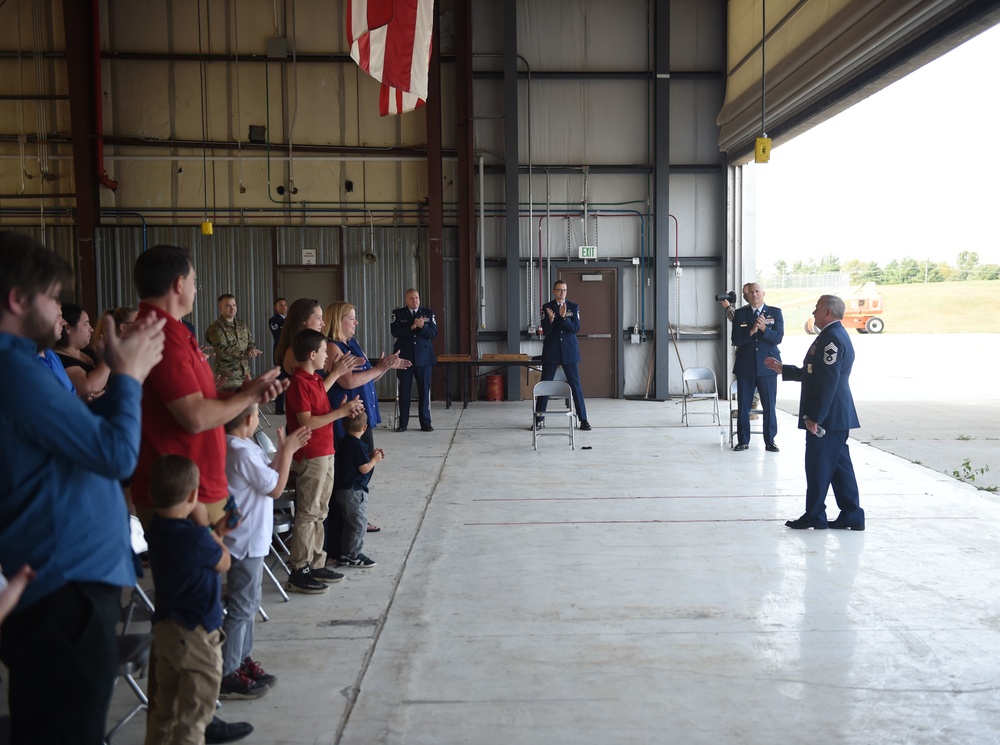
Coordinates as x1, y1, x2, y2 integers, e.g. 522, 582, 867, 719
222, 555, 264, 676
334, 487, 369, 558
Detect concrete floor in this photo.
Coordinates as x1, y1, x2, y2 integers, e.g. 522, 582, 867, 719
89, 383, 1000, 745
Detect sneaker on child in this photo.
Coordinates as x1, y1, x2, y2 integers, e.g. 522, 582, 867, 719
339, 553, 376, 568
240, 657, 277, 688
311, 566, 345, 583
219, 669, 269, 700
286, 565, 328, 594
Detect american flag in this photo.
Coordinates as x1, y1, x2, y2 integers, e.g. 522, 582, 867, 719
347, 0, 433, 115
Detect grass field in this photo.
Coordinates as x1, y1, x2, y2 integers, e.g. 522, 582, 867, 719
765, 280, 1000, 335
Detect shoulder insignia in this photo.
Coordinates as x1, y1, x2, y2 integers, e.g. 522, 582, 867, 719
823, 342, 838, 365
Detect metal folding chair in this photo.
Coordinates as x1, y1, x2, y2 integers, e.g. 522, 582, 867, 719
681, 367, 721, 425
532, 380, 577, 450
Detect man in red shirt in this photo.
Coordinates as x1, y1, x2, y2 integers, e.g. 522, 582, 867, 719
130, 244, 287, 744
131, 245, 287, 528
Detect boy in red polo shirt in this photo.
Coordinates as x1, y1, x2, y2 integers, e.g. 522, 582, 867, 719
284, 329, 364, 593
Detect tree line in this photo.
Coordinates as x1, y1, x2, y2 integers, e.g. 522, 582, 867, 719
771, 251, 1000, 284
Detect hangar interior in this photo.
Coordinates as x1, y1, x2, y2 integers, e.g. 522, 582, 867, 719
4, 2, 1000, 744
1, 0, 997, 398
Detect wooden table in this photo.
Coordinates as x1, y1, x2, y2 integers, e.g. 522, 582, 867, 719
436, 354, 541, 409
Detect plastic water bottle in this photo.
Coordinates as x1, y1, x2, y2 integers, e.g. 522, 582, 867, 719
815, 425, 826, 438
720, 428, 727, 449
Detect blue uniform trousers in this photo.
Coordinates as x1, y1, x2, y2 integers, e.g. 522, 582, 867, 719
397, 365, 432, 428
736, 375, 777, 445
537, 362, 588, 422
804, 429, 864, 525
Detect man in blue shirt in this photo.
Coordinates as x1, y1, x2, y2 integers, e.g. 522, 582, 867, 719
0, 231, 166, 744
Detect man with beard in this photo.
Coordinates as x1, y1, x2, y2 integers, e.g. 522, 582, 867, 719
0, 231, 166, 744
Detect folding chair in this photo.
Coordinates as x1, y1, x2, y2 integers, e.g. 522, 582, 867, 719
104, 634, 153, 743
532, 380, 577, 450
252, 430, 292, 615
681, 367, 721, 425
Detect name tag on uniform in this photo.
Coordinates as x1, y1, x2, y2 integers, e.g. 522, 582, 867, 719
807, 364, 813, 374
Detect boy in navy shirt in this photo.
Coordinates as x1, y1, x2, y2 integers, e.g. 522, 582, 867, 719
333, 411, 383, 568
145, 455, 240, 744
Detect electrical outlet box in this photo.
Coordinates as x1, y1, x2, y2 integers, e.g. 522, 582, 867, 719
630, 333, 640, 344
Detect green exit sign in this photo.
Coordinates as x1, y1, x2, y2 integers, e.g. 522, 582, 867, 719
579, 245, 597, 260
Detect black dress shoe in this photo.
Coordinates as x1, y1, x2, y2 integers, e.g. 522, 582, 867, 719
765, 442, 780, 452
395, 425, 407, 432
829, 518, 865, 531
785, 515, 828, 530
579, 420, 592, 431
420, 425, 434, 432
733, 443, 748, 451
205, 716, 253, 744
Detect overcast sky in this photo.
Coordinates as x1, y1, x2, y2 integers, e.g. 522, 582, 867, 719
753, 22, 1000, 274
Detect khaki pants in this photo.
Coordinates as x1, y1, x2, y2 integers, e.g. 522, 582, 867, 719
289, 454, 335, 570
145, 619, 223, 745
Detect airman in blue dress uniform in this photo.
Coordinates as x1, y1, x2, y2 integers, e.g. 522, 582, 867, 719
390, 288, 437, 432
731, 283, 783, 451
536, 279, 591, 431
765, 295, 865, 530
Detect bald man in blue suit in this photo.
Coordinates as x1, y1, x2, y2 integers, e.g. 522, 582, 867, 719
766, 295, 865, 531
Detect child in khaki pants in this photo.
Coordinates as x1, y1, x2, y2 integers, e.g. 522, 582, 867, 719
284, 328, 364, 593
145, 455, 238, 745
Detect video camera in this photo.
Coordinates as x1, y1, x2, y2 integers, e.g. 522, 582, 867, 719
715, 290, 737, 304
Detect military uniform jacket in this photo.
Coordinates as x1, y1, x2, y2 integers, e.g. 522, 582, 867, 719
268, 313, 285, 357
391, 306, 438, 366
206, 317, 257, 384
541, 300, 582, 365
731, 304, 783, 377
782, 320, 859, 432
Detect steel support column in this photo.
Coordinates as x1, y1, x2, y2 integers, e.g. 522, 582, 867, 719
427, 8, 445, 400
455, 0, 476, 360
63, 0, 100, 313
503, 0, 520, 399
653, 0, 671, 400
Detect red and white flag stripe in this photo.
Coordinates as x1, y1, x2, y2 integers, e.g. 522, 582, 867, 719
380, 83, 426, 116
347, 0, 433, 102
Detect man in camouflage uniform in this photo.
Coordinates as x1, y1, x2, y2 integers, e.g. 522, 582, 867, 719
206, 293, 262, 391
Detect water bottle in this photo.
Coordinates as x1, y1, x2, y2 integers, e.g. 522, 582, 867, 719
815, 425, 826, 438
719, 428, 727, 449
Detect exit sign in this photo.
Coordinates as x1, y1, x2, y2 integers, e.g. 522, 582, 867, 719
579, 245, 597, 260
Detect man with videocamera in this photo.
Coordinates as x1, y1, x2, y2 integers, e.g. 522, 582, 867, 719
719, 285, 761, 418
731, 283, 783, 452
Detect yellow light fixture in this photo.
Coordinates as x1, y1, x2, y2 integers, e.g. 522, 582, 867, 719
755, 0, 770, 164
755, 136, 771, 163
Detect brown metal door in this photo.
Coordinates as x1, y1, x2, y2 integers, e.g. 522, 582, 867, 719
558, 268, 617, 398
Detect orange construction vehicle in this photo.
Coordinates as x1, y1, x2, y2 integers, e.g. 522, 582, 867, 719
805, 282, 885, 335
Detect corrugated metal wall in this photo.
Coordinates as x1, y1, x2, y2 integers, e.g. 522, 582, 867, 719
84, 224, 452, 401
